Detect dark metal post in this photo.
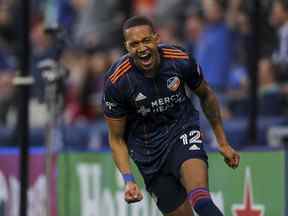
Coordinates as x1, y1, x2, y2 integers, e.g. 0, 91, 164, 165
17, 0, 31, 216
247, 0, 260, 145
285, 147, 288, 216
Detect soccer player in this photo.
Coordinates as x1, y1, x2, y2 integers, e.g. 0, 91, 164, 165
103, 16, 240, 216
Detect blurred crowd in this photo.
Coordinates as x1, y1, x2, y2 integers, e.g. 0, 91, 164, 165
0, 0, 287, 149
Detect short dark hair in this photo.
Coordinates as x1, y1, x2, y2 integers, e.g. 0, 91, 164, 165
122, 16, 155, 33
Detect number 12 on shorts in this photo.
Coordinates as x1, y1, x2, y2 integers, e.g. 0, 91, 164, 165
180, 130, 202, 145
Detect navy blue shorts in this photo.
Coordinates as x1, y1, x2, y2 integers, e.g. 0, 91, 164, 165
142, 127, 208, 214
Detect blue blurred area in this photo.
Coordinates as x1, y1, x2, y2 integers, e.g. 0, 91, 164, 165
0, 116, 287, 151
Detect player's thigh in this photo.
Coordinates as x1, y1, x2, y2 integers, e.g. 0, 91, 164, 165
146, 174, 188, 214
164, 200, 194, 216
180, 158, 208, 192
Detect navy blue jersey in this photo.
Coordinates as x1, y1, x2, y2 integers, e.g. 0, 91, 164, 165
103, 44, 204, 175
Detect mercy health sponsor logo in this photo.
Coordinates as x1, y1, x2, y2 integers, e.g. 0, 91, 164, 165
232, 167, 265, 216
151, 93, 185, 109
77, 163, 160, 216
137, 93, 185, 116
0, 171, 48, 216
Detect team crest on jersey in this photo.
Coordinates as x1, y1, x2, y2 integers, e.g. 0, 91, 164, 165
167, 76, 180, 91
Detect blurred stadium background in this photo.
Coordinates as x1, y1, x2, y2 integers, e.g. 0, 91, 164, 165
0, 0, 287, 215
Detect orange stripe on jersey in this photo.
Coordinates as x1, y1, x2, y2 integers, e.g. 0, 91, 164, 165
110, 62, 131, 81
162, 48, 187, 55
109, 58, 129, 80
162, 47, 184, 51
163, 50, 188, 55
162, 49, 186, 53
163, 51, 188, 56
110, 62, 131, 80
163, 55, 189, 59
111, 64, 132, 84
109, 60, 129, 80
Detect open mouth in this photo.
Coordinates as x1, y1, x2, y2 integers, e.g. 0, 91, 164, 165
138, 53, 153, 67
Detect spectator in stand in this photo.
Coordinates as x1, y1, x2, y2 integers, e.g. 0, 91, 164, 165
62, 47, 109, 123
61, 47, 89, 123
270, 0, 288, 82
224, 9, 251, 118
185, 9, 204, 55
61, 47, 110, 149
79, 48, 108, 120
270, 0, 288, 115
156, 19, 181, 45
83, 48, 110, 149
190, 0, 241, 92
228, 57, 284, 117
0, 58, 16, 126
258, 57, 284, 116
0, 0, 18, 52
0, 0, 18, 127
59, 0, 130, 49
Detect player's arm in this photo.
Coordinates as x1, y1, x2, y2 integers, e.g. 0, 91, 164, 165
106, 116, 130, 174
105, 116, 143, 203
194, 81, 240, 169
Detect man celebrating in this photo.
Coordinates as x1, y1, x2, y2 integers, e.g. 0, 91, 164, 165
103, 16, 240, 216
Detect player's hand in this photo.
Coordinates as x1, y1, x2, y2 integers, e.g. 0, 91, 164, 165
218, 145, 240, 169
124, 181, 143, 204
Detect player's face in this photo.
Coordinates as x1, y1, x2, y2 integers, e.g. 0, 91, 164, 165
270, 2, 287, 27
124, 25, 160, 73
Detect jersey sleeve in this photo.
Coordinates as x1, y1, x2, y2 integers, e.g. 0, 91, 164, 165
181, 55, 204, 90
102, 80, 128, 119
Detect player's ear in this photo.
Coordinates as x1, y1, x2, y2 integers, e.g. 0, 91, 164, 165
154, 33, 160, 43
123, 31, 129, 51
124, 41, 131, 52
124, 41, 128, 51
